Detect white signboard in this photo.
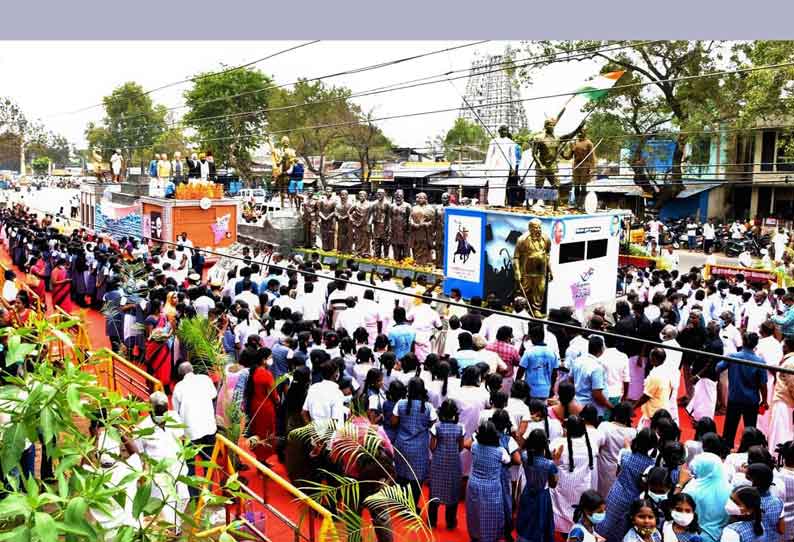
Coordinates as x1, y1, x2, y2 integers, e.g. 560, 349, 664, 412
445, 214, 482, 283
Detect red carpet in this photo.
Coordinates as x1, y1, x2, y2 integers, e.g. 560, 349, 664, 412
1, 247, 738, 542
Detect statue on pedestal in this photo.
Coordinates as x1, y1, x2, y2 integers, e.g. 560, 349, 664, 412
389, 189, 411, 261
300, 188, 319, 249
561, 127, 595, 209
335, 190, 353, 254
409, 192, 436, 265
171, 151, 185, 184
110, 149, 123, 183
318, 186, 337, 252
370, 188, 390, 259
271, 136, 297, 208
484, 125, 519, 207
92, 146, 105, 182
350, 191, 371, 257
513, 218, 552, 317
434, 192, 450, 269
531, 118, 563, 209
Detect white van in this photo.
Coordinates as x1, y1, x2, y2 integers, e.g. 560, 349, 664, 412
238, 188, 266, 205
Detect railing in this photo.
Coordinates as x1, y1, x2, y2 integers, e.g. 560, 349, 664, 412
0, 259, 45, 318
194, 434, 337, 542
88, 348, 163, 400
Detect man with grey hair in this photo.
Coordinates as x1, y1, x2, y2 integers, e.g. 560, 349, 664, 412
659, 324, 683, 423
134, 391, 189, 528
172, 362, 218, 499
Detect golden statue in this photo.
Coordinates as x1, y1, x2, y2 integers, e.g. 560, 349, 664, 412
91, 146, 105, 182
270, 135, 297, 208
513, 218, 553, 317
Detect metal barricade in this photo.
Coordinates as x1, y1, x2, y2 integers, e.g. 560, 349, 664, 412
194, 434, 337, 542
88, 349, 163, 400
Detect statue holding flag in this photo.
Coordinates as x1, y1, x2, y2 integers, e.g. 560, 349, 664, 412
561, 127, 596, 209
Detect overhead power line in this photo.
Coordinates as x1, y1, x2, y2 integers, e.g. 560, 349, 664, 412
7, 198, 793, 376
84, 59, 794, 152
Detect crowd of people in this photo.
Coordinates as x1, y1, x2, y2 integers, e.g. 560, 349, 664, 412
3, 198, 794, 542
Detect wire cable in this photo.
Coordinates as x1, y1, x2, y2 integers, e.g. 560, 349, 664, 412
6, 194, 793, 375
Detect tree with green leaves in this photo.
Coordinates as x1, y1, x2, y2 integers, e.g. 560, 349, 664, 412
330, 107, 393, 185
85, 82, 168, 168
520, 41, 729, 206
30, 156, 50, 175
268, 80, 356, 188
442, 118, 489, 161
183, 67, 273, 179
0, 97, 57, 175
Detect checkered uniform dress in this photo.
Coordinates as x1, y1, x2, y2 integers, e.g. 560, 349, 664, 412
674, 532, 703, 542
394, 399, 434, 481
467, 443, 507, 542
499, 433, 514, 520
725, 521, 764, 542
429, 422, 463, 505
761, 491, 784, 542
780, 470, 794, 542
597, 452, 656, 542
517, 454, 557, 542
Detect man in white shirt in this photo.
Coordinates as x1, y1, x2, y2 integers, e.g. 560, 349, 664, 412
302, 361, 346, 425
730, 220, 746, 240
295, 282, 323, 324
702, 219, 716, 254
757, 321, 784, 434
235, 287, 261, 316
358, 289, 381, 345
193, 287, 216, 319
742, 291, 774, 334
659, 325, 683, 423
172, 362, 218, 498
599, 345, 630, 406
2, 270, 18, 303
473, 334, 508, 375
337, 297, 366, 334
772, 227, 789, 262
133, 392, 189, 526
662, 245, 679, 272
408, 298, 443, 362
647, 218, 663, 244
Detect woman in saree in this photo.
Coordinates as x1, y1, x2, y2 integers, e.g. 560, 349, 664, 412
144, 299, 174, 393
50, 257, 74, 313
26, 253, 47, 306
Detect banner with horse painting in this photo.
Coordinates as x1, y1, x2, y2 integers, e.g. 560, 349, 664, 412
443, 209, 485, 299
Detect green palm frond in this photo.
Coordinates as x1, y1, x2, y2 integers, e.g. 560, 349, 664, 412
336, 507, 364, 542
298, 469, 361, 511
176, 316, 228, 374
363, 485, 431, 538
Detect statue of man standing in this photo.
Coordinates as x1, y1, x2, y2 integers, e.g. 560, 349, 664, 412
350, 191, 371, 257
484, 125, 519, 207
300, 188, 319, 249
531, 118, 562, 209
389, 189, 411, 261
562, 128, 595, 209
370, 189, 391, 259
409, 192, 436, 265
318, 186, 337, 252
335, 190, 353, 254
513, 218, 552, 317
434, 192, 451, 269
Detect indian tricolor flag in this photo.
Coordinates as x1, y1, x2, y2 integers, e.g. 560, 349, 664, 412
553, 70, 625, 136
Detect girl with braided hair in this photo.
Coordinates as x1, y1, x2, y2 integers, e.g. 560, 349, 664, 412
551, 415, 595, 535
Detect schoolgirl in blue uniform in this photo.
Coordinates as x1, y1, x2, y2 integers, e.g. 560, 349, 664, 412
517, 428, 558, 542
721, 487, 765, 542
428, 399, 464, 529
567, 490, 606, 542
745, 464, 784, 542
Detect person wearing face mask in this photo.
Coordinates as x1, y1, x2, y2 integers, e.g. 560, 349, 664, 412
567, 489, 606, 542
132, 392, 189, 530
679, 452, 732, 542
643, 466, 675, 520
721, 486, 765, 542
625, 497, 663, 542
662, 493, 702, 542
772, 294, 794, 340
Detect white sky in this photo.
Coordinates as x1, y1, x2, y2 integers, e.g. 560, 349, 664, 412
0, 40, 600, 149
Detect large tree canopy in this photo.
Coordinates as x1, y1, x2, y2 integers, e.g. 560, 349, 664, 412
183, 67, 273, 178
85, 82, 168, 166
